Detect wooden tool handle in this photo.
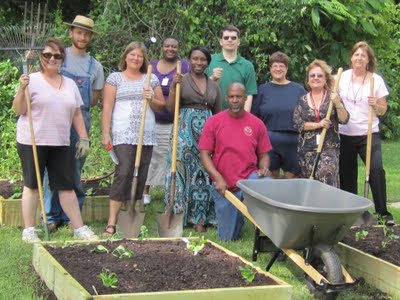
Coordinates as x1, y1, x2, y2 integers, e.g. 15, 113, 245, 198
134, 65, 153, 168
365, 76, 374, 189
316, 67, 343, 153
171, 61, 182, 173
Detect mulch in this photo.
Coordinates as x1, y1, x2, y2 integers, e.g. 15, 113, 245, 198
45, 239, 277, 295
341, 225, 400, 266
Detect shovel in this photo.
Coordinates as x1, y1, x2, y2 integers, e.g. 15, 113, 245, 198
156, 61, 184, 237
118, 65, 152, 238
310, 68, 343, 180
353, 75, 376, 226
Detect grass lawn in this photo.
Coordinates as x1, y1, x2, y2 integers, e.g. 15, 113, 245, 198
1, 187, 399, 300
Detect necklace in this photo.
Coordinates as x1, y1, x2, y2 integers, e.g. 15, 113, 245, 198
349, 71, 367, 104
309, 89, 327, 122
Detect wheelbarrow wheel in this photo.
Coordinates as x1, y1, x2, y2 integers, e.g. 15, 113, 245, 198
305, 245, 344, 300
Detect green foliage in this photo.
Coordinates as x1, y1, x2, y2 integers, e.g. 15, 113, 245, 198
355, 230, 369, 242
97, 268, 118, 289
381, 225, 399, 249
138, 225, 149, 240
90, 244, 109, 253
112, 245, 134, 259
185, 236, 206, 255
0, 60, 21, 180
239, 264, 256, 283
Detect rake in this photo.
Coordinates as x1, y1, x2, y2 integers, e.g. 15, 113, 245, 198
0, 2, 55, 241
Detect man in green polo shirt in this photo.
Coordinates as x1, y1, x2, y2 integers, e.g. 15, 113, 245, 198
206, 24, 257, 111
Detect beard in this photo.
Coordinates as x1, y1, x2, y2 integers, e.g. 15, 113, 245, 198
72, 40, 89, 50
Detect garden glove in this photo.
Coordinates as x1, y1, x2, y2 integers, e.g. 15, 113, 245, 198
75, 138, 90, 159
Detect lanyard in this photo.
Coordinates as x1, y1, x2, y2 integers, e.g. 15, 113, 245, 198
310, 89, 327, 122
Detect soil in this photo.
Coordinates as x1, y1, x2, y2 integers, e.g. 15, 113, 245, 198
0, 177, 110, 199
341, 225, 400, 266
45, 239, 277, 295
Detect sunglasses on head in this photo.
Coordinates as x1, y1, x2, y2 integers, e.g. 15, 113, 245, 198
222, 36, 238, 41
41, 52, 64, 60
309, 73, 324, 79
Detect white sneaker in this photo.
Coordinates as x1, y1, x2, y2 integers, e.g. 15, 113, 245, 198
143, 194, 151, 205
74, 225, 99, 240
22, 227, 41, 243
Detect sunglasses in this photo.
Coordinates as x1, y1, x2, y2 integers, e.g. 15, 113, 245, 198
222, 36, 238, 41
309, 73, 325, 79
41, 52, 64, 60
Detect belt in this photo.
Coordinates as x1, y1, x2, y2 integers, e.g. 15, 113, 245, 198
181, 103, 210, 110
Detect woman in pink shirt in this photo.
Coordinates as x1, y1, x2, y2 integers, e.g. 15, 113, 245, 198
13, 38, 98, 242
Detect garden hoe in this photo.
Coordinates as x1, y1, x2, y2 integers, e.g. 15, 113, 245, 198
118, 65, 152, 238
353, 75, 376, 226
156, 61, 184, 237
309, 68, 343, 180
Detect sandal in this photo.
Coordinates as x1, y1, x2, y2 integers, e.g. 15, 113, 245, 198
102, 225, 116, 237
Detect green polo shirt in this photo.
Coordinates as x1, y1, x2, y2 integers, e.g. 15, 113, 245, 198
206, 53, 257, 109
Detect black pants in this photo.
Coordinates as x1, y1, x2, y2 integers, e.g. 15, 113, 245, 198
339, 133, 389, 215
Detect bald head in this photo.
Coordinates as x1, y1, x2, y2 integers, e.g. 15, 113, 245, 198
226, 82, 247, 116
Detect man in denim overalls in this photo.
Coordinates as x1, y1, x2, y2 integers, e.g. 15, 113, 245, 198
43, 15, 104, 230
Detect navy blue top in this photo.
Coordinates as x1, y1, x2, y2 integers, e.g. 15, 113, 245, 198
252, 81, 307, 132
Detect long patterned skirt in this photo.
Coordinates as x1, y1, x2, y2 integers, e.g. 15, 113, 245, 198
164, 108, 216, 226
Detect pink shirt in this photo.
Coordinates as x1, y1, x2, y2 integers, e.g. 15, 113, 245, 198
199, 110, 272, 190
16, 72, 83, 146
338, 70, 388, 136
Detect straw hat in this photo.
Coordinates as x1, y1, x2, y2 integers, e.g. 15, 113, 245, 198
64, 15, 98, 34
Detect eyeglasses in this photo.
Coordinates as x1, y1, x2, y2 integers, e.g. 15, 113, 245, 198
41, 52, 64, 60
222, 36, 238, 41
309, 73, 325, 79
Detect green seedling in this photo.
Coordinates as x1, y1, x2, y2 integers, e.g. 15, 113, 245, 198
85, 187, 95, 196
355, 230, 369, 241
381, 225, 399, 249
91, 245, 109, 253
97, 268, 118, 289
138, 225, 148, 240
239, 265, 256, 283
185, 236, 206, 255
112, 245, 134, 259
9, 182, 22, 199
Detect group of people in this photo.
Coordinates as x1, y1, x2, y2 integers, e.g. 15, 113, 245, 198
14, 16, 394, 243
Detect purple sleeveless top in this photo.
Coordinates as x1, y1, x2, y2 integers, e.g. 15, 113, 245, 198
150, 59, 190, 123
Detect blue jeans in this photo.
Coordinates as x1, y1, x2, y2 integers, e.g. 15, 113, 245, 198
213, 172, 272, 241
43, 67, 92, 225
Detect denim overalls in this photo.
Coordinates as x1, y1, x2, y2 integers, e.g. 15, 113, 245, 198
43, 56, 95, 225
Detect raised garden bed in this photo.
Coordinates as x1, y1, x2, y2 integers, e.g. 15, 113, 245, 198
337, 226, 400, 298
33, 238, 292, 299
0, 179, 110, 226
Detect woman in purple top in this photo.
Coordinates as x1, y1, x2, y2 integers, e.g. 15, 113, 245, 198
142, 37, 190, 204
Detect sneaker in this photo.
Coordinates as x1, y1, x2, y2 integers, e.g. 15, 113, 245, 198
74, 225, 99, 240
143, 194, 151, 205
22, 227, 41, 243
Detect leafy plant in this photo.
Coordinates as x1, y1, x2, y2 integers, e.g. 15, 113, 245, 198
239, 265, 256, 283
90, 245, 109, 253
112, 245, 134, 259
381, 225, 399, 249
97, 268, 118, 289
355, 230, 369, 242
85, 187, 95, 196
9, 182, 22, 199
185, 236, 206, 255
138, 225, 148, 240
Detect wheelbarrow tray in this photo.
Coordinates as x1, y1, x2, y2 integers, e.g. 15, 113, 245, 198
237, 179, 372, 249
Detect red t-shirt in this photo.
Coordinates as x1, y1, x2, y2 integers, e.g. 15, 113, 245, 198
198, 110, 272, 190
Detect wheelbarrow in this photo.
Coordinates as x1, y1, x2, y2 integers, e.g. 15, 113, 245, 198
225, 178, 372, 299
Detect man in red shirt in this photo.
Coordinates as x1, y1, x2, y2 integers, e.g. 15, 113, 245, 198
199, 82, 272, 241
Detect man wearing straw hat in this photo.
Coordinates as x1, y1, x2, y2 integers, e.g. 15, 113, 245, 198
43, 15, 104, 231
